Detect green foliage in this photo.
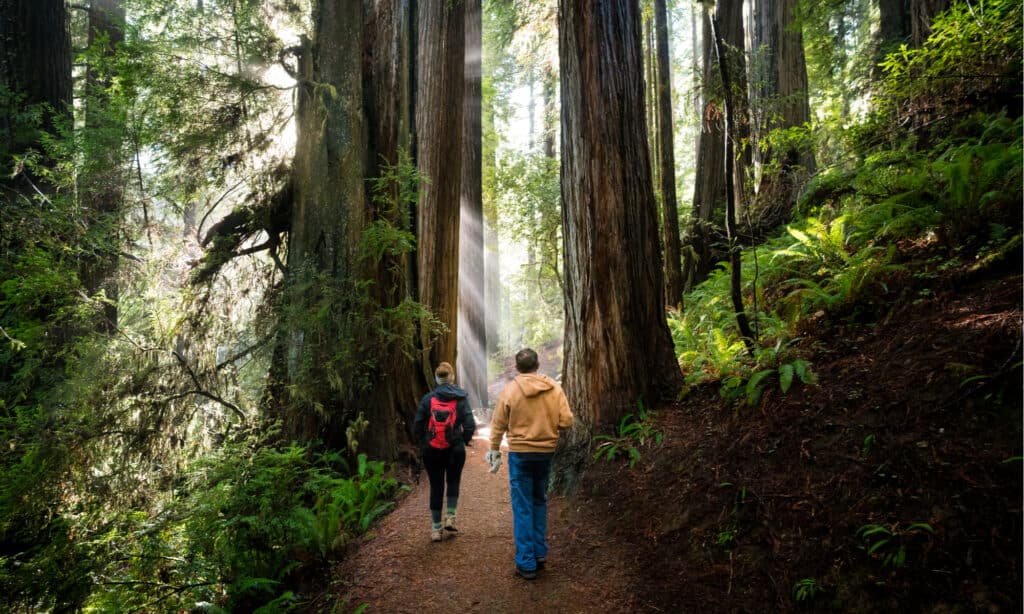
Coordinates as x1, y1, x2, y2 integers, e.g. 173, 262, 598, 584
878, 0, 1022, 124
792, 577, 822, 603
85, 438, 405, 611
856, 522, 935, 569
593, 401, 663, 468
494, 150, 563, 352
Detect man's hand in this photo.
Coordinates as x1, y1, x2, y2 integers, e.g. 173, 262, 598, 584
485, 450, 502, 473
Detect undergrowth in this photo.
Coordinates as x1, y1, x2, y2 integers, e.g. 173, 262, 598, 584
671, 112, 1022, 405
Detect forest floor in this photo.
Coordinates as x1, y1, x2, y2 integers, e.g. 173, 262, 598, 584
325, 262, 1021, 613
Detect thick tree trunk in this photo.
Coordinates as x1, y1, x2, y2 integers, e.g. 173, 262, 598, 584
910, 0, 949, 46
0, 0, 71, 165
654, 0, 683, 307
718, 0, 751, 222
80, 0, 126, 330
361, 0, 424, 458
273, 2, 372, 450
751, 0, 814, 233
683, 11, 726, 291
711, 8, 756, 352
555, 0, 684, 493
458, 0, 487, 410
415, 0, 465, 377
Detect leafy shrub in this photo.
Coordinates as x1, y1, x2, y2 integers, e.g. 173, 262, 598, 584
593, 401, 663, 468
85, 439, 405, 611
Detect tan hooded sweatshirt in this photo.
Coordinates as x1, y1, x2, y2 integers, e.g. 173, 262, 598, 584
489, 372, 574, 453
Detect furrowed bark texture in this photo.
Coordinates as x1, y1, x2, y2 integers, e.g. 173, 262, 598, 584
555, 0, 684, 493
458, 0, 487, 409
416, 0, 465, 376
684, 10, 725, 290
718, 0, 751, 221
362, 0, 424, 457
751, 0, 813, 232
0, 0, 71, 147
277, 1, 368, 446
654, 0, 683, 307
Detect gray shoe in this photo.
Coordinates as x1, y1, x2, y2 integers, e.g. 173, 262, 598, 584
431, 527, 443, 542
444, 514, 458, 532
515, 566, 537, 580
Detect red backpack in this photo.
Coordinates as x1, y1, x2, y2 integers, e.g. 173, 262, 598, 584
427, 397, 458, 449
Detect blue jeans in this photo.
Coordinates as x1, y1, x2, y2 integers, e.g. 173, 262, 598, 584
507, 451, 553, 571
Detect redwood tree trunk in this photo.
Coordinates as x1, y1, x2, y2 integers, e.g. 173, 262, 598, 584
751, 0, 814, 232
362, 0, 424, 457
0, 0, 71, 159
910, 0, 949, 46
684, 11, 726, 290
274, 1, 369, 448
458, 0, 487, 410
654, 0, 683, 307
555, 0, 684, 492
80, 0, 126, 330
416, 0, 465, 376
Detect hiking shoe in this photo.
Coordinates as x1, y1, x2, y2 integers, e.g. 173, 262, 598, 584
431, 527, 443, 542
536, 557, 546, 569
515, 566, 537, 580
444, 514, 458, 532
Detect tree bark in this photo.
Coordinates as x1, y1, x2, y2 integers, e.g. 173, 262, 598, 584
0, 0, 71, 168
750, 0, 814, 233
458, 0, 487, 410
271, 2, 379, 453
415, 0, 465, 377
683, 10, 726, 291
361, 0, 425, 458
910, 0, 949, 46
80, 0, 126, 330
711, 7, 756, 352
555, 0, 684, 493
654, 0, 683, 307
718, 0, 751, 222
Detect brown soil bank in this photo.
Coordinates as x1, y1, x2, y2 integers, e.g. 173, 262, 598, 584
571, 270, 1021, 612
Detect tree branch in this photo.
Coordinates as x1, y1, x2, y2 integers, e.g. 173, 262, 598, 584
172, 350, 246, 422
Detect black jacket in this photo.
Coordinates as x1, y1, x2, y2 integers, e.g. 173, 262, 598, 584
413, 384, 476, 451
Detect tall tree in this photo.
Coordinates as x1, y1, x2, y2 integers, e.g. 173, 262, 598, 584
654, 0, 683, 306
0, 0, 72, 162
80, 0, 126, 330
555, 0, 684, 491
275, 1, 370, 446
718, 0, 751, 220
710, 3, 755, 352
750, 0, 814, 231
362, 0, 426, 456
415, 0, 465, 375
458, 0, 487, 410
683, 11, 725, 290
910, 0, 949, 46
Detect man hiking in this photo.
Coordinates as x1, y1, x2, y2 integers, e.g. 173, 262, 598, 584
487, 348, 574, 579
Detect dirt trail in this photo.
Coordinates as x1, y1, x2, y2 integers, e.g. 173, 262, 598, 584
335, 426, 640, 613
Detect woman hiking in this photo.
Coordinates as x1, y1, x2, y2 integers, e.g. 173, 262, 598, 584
413, 361, 476, 542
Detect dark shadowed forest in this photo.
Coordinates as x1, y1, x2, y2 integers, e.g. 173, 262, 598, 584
0, 0, 1020, 611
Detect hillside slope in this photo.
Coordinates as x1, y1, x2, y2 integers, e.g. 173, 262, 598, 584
560, 268, 1021, 611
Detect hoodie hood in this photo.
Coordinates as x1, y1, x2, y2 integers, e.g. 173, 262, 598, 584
434, 383, 468, 401
514, 372, 555, 398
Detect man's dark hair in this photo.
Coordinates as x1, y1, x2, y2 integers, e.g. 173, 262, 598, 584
515, 348, 539, 373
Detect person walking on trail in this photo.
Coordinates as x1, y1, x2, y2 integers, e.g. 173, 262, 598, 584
486, 348, 574, 580
414, 361, 476, 542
